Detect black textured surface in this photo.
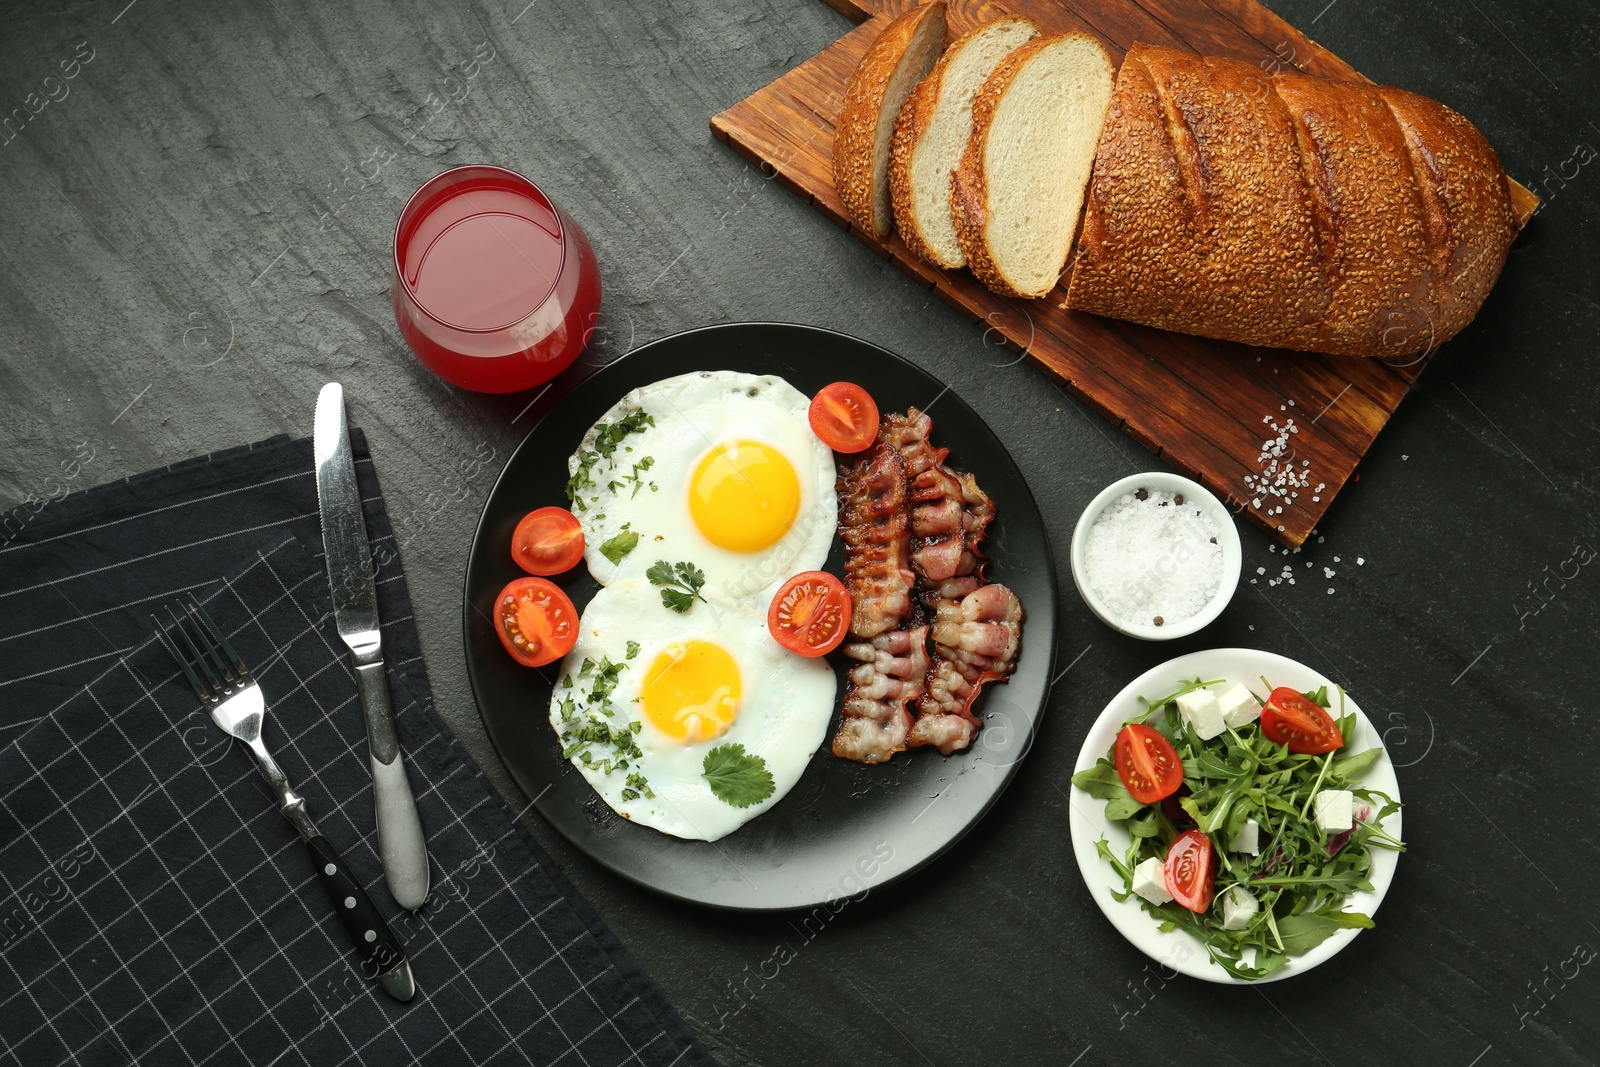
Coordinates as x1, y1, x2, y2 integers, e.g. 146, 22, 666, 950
1, 1, 1596, 1064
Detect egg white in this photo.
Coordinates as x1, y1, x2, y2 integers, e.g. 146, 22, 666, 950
547, 578, 837, 841
566, 371, 837, 603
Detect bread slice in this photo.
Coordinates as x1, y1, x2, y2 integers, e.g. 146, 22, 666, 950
950, 33, 1114, 299
890, 17, 1040, 268
833, 2, 947, 239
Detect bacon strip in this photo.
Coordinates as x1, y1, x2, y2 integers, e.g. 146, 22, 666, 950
882, 408, 1023, 755
832, 407, 1024, 763
832, 444, 922, 763
835, 625, 928, 764
910, 579, 1023, 754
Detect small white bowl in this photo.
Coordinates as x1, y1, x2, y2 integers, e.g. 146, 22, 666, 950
1069, 471, 1241, 640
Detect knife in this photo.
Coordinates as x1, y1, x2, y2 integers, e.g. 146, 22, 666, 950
314, 382, 431, 911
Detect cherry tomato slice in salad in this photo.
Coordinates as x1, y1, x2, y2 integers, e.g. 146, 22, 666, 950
1260, 686, 1344, 754
1163, 829, 1216, 913
494, 577, 578, 668
1113, 723, 1184, 804
511, 507, 585, 575
767, 571, 852, 657
808, 382, 879, 453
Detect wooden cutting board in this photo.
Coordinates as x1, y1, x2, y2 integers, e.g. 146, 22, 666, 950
711, 0, 1538, 546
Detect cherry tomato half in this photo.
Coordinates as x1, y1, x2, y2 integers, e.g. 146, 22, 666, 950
1260, 686, 1344, 755
511, 507, 584, 575
1163, 829, 1216, 914
1114, 723, 1184, 804
767, 571, 852, 657
494, 577, 578, 668
808, 382, 879, 453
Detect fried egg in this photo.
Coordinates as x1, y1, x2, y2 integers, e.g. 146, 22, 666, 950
548, 578, 836, 840
565, 371, 837, 603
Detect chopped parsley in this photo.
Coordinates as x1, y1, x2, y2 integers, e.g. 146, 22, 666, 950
556, 654, 650, 799
599, 526, 639, 565
565, 409, 655, 512
701, 744, 774, 808
646, 560, 707, 614
613, 455, 655, 498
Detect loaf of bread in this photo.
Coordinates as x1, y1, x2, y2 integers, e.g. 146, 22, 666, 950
833, 2, 947, 240
1063, 44, 1516, 357
889, 16, 1039, 268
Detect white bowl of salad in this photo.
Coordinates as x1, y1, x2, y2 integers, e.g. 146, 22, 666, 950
1069, 648, 1404, 983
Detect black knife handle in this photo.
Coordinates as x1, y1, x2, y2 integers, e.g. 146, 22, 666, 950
305, 835, 409, 985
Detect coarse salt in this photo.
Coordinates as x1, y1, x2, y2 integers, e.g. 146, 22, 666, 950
1083, 489, 1224, 628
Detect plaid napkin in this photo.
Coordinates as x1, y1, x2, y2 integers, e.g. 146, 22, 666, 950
0, 434, 709, 1067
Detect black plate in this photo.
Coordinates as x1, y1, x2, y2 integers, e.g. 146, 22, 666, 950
462, 323, 1058, 910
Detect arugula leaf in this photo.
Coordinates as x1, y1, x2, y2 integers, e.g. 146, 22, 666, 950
647, 559, 707, 614
1332, 747, 1382, 781
1070, 762, 1124, 798
1272, 913, 1345, 954
1070, 762, 1147, 820
1249, 870, 1374, 894
1127, 808, 1163, 839
1136, 677, 1227, 719
702, 743, 774, 808
598, 528, 639, 565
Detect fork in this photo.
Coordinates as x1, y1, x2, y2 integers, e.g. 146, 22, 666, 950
154, 594, 416, 1002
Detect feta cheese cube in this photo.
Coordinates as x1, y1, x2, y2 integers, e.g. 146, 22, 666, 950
1313, 789, 1354, 832
1175, 688, 1226, 740
1229, 818, 1260, 855
1219, 886, 1259, 931
1131, 857, 1172, 905
1216, 683, 1260, 728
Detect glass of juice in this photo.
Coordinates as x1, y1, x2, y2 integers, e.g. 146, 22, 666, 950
392, 165, 601, 393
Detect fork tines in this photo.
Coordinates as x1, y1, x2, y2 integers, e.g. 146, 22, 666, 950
153, 595, 250, 703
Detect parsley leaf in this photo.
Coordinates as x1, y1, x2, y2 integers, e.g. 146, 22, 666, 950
599, 527, 639, 565
701, 743, 774, 808
646, 559, 707, 614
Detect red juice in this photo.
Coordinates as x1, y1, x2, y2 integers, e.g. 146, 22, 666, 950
392, 166, 600, 393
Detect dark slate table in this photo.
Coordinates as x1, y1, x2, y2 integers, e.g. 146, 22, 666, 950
2, 1, 1596, 1064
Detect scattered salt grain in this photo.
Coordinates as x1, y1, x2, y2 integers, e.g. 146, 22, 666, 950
1083, 489, 1224, 627
1327, 588, 1335, 595
1324, 567, 1335, 578
1357, 557, 1365, 566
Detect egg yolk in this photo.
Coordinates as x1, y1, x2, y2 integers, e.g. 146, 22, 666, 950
689, 439, 800, 553
640, 640, 742, 743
